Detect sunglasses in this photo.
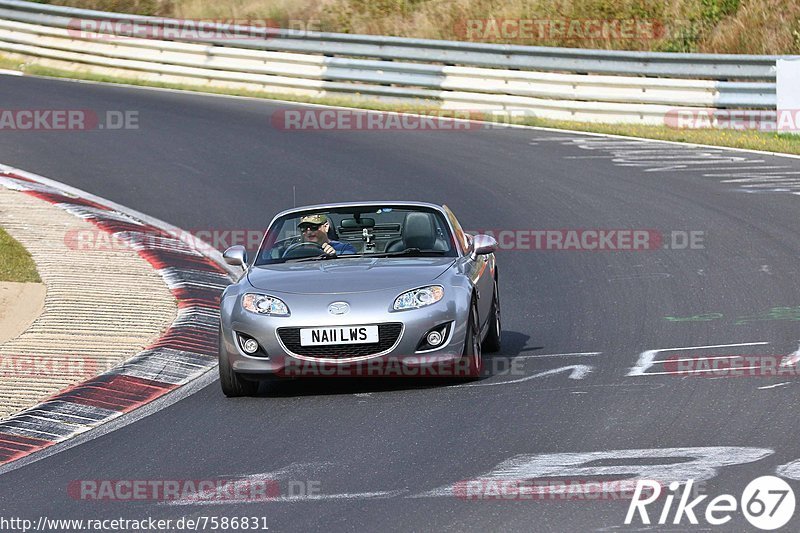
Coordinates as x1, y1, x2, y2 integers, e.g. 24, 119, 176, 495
300, 224, 322, 232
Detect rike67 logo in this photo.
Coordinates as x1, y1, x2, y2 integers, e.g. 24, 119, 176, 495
626, 476, 795, 530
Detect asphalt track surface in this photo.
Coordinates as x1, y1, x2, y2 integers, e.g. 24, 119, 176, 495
2, 75, 800, 531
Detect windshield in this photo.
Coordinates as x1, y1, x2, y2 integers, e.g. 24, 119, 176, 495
254, 206, 457, 265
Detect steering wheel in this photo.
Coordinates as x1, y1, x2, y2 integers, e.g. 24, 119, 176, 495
282, 241, 325, 259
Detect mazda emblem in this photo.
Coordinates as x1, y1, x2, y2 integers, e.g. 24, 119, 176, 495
328, 302, 350, 315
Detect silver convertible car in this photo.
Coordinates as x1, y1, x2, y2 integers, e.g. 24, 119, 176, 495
218, 201, 500, 396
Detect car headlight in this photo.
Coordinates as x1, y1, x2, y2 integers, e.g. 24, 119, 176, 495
242, 293, 290, 316
393, 285, 444, 311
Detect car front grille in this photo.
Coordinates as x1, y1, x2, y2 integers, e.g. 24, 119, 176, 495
277, 323, 403, 359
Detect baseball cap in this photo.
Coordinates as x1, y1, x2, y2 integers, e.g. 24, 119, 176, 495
298, 213, 328, 227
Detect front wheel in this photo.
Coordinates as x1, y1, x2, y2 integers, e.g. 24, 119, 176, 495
219, 330, 259, 397
481, 276, 501, 353
457, 299, 483, 380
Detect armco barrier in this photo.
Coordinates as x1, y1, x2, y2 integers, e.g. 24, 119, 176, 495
0, 0, 782, 125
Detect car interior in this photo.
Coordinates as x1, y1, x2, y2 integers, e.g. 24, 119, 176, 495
334, 212, 451, 253
259, 208, 456, 263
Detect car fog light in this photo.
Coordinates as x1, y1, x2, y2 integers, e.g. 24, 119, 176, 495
242, 338, 259, 354
427, 330, 443, 346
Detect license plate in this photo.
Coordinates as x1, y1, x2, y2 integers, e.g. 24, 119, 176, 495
300, 326, 379, 346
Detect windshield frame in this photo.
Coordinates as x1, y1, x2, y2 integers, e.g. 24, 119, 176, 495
253, 203, 461, 266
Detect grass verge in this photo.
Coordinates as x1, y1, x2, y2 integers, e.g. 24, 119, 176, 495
0, 227, 41, 283
2, 53, 800, 156
37, 0, 800, 54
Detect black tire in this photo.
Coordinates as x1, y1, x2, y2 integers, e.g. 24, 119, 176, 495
219, 330, 259, 397
481, 276, 501, 353
457, 299, 483, 380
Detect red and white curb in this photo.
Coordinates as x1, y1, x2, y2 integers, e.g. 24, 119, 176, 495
0, 166, 233, 466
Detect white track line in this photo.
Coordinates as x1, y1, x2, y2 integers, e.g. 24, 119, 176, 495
512, 352, 601, 359
780, 343, 800, 368
651, 355, 743, 364
464, 365, 592, 387
640, 366, 763, 376
758, 382, 791, 390
650, 342, 768, 352
628, 342, 770, 377
167, 490, 404, 505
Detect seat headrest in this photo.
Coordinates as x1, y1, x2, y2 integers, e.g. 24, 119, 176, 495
403, 212, 436, 250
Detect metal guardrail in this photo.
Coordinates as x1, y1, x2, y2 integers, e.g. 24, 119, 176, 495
0, 0, 781, 125
0, 0, 780, 80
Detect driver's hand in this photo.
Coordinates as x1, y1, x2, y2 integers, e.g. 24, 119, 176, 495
321, 243, 337, 256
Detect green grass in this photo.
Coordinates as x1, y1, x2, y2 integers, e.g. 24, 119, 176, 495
0, 227, 41, 283
38, 0, 800, 54
0, 55, 24, 71
4, 52, 800, 156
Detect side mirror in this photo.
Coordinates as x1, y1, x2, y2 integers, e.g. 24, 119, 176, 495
223, 245, 248, 267
472, 234, 498, 256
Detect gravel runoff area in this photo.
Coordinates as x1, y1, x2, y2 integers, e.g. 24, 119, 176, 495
0, 185, 177, 419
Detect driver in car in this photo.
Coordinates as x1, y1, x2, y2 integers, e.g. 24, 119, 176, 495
298, 214, 357, 256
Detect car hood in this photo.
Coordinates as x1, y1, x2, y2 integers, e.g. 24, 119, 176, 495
247, 257, 456, 294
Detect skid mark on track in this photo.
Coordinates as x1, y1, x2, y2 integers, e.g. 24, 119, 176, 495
161, 462, 404, 505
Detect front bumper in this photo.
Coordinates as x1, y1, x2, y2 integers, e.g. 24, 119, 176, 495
219, 287, 471, 377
